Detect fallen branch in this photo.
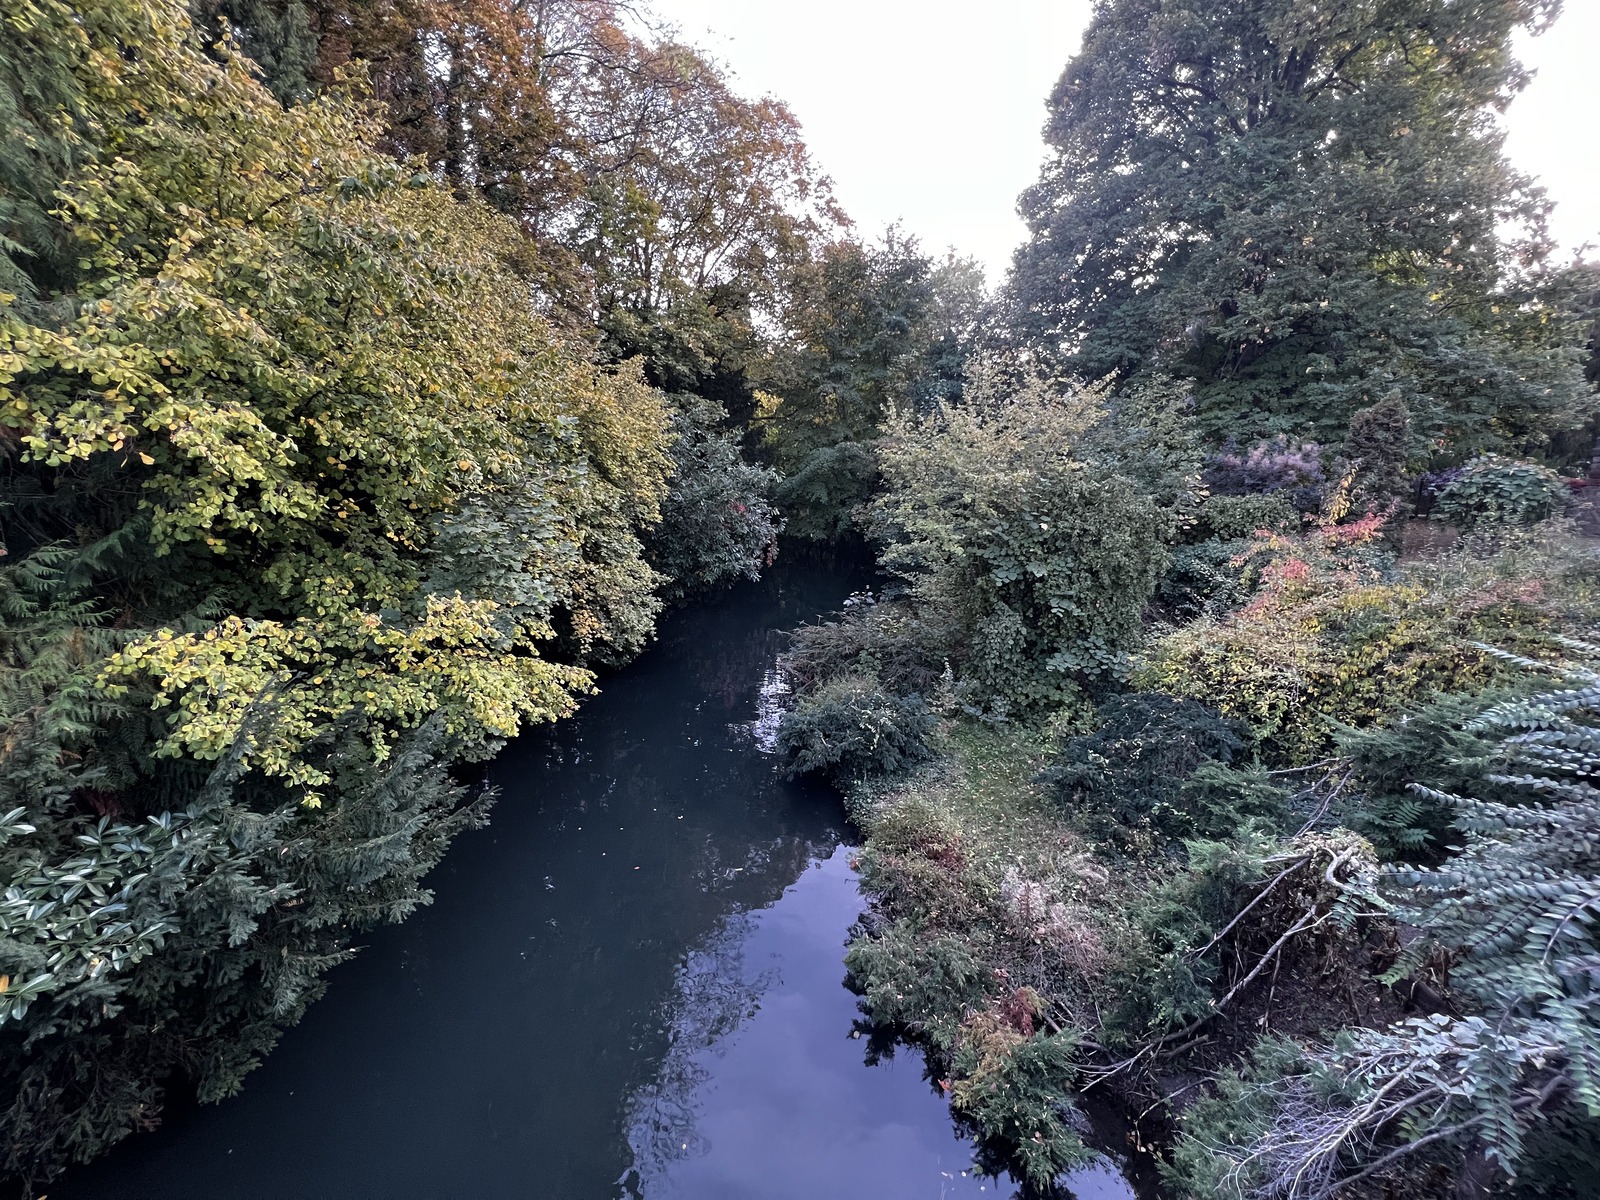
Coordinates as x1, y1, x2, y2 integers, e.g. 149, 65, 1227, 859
1188, 856, 1311, 963
1084, 850, 1357, 1088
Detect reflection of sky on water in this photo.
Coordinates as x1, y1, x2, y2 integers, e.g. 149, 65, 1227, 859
620, 848, 1137, 1200
53, 565, 1137, 1200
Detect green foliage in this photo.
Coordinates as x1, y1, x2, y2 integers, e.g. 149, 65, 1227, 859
780, 596, 950, 701
1334, 690, 1510, 859
1199, 494, 1302, 541
775, 675, 935, 786
1156, 537, 1267, 621
769, 442, 878, 543
838, 723, 1115, 1192
1170, 636, 1600, 1197
0, 0, 677, 1185
1433, 454, 1572, 528
871, 378, 1173, 711
845, 926, 990, 1049
1163, 1035, 1323, 1199
949, 1013, 1092, 1189
1137, 520, 1595, 763
1009, 0, 1592, 455
644, 395, 781, 602
1101, 833, 1283, 1046
757, 234, 985, 542
1044, 693, 1284, 854
759, 232, 943, 473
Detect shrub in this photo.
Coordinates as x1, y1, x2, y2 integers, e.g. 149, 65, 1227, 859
949, 1011, 1091, 1189
1345, 392, 1413, 511
1043, 693, 1283, 853
1156, 538, 1267, 620
1432, 455, 1570, 528
1198, 493, 1301, 541
1137, 520, 1585, 763
775, 676, 936, 784
780, 599, 951, 700
1168, 638, 1600, 1197
871, 385, 1173, 711
1204, 436, 1326, 509
1333, 690, 1518, 860
1100, 833, 1289, 1046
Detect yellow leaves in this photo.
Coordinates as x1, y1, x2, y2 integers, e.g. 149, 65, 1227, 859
3, 14, 677, 806
102, 596, 596, 791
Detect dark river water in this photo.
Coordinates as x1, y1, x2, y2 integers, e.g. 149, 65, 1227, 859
58, 566, 1139, 1200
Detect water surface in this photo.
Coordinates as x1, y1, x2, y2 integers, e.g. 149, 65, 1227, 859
59, 566, 1136, 1200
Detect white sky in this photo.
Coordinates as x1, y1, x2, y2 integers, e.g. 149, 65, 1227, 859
651, 0, 1600, 285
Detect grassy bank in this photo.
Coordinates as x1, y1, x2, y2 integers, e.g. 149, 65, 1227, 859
781, 518, 1600, 1197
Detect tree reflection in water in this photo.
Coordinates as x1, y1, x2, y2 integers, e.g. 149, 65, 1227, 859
621, 911, 777, 1191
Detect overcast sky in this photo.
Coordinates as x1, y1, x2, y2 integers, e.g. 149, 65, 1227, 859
649, 1, 1600, 285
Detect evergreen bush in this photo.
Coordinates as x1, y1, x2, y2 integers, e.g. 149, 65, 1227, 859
775, 676, 936, 785
1432, 455, 1571, 529
1043, 693, 1282, 853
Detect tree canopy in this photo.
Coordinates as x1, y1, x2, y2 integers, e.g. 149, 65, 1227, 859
1007, 0, 1591, 458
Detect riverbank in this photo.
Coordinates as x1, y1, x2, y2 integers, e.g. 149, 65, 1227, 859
785, 521, 1600, 1197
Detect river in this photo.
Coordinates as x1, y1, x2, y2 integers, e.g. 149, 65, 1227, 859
56, 565, 1139, 1200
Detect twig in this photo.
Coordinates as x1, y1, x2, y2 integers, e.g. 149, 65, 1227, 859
1188, 856, 1311, 962
1295, 768, 1355, 836
1267, 759, 1343, 777
1086, 850, 1356, 1088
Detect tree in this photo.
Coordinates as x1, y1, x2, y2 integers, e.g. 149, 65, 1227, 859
1008, 0, 1593, 457
760, 234, 984, 541
1345, 391, 1411, 511
0, 0, 672, 1185
762, 232, 941, 471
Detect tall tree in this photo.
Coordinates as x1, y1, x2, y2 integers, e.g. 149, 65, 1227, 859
1008, 0, 1593, 458
0, 0, 672, 1184
758, 233, 985, 541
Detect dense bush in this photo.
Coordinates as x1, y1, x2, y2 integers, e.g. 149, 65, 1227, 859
1203, 437, 1327, 510
871, 382, 1173, 712
1101, 834, 1283, 1046
1334, 690, 1515, 860
769, 441, 879, 543
1432, 454, 1571, 528
1043, 693, 1283, 853
1197, 493, 1302, 541
780, 598, 951, 700
1345, 393, 1414, 512
775, 676, 936, 784
1137, 521, 1589, 763
645, 396, 782, 601
1156, 538, 1267, 621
